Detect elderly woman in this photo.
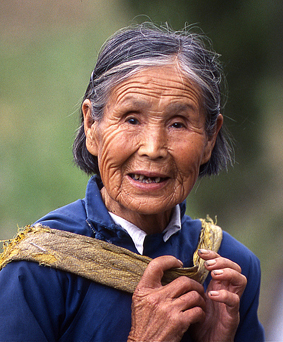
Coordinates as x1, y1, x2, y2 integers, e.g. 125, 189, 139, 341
0, 24, 264, 341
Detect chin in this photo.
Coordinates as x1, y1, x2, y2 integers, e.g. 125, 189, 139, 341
123, 198, 175, 216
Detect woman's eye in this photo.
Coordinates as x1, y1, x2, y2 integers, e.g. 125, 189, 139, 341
126, 117, 139, 125
171, 122, 185, 129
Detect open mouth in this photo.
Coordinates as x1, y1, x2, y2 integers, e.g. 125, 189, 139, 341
129, 173, 167, 184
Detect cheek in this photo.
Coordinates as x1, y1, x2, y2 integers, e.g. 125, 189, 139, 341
97, 128, 137, 178
171, 140, 205, 187
174, 141, 203, 169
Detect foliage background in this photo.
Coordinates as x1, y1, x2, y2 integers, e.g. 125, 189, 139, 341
1, 0, 283, 338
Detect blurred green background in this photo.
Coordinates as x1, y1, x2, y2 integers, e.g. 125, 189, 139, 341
1, 0, 283, 338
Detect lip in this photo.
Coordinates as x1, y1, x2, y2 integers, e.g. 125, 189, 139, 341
126, 171, 170, 191
129, 170, 170, 178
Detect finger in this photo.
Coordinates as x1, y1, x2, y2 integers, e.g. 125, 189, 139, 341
180, 305, 206, 326
198, 250, 242, 273
208, 289, 240, 310
137, 256, 183, 290
211, 269, 247, 295
174, 288, 206, 312
166, 276, 205, 299
198, 249, 220, 259
205, 259, 241, 274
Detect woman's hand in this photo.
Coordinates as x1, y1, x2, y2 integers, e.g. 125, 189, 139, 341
127, 256, 206, 342
190, 249, 247, 342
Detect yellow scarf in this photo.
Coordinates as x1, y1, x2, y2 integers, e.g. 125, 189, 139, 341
0, 217, 222, 293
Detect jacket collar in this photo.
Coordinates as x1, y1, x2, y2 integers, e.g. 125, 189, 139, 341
85, 175, 187, 235
84, 176, 115, 230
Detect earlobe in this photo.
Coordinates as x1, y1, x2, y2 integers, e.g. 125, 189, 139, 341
201, 114, 223, 164
82, 99, 99, 156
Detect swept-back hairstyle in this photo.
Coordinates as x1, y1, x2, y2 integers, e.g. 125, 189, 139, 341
73, 23, 233, 178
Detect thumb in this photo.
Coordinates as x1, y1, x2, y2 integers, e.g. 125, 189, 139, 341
137, 255, 183, 290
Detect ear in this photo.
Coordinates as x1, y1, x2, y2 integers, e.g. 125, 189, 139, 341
82, 99, 99, 156
201, 114, 223, 164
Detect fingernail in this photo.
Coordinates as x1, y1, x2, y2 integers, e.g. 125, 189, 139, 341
198, 249, 209, 254
209, 291, 219, 296
177, 259, 183, 267
205, 259, 216, 266
213, 269, 223, 275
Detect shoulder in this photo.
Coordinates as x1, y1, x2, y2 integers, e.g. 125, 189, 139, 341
181, 214, 203, 238
217, 231, 264, 340
34, 199, 93, 237
203, 228, 264, 340
0, 259, 93, 341
0, 260, 64, 340
219, 230, 261, 279
181, 216, 261, 275
182, 214, 260, 275
33, 176, 105, 237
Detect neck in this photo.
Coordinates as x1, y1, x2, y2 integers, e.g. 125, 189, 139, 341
101, 188, 172, 234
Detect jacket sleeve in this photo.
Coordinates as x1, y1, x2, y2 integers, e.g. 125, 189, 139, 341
235, 252, 265, 341
216, 231, 265, 341
0, 261, 66, 342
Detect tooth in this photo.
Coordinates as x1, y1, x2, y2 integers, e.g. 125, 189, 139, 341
139, 175, 145, 181
133, 174, 139, 180
155, 177, 161, 183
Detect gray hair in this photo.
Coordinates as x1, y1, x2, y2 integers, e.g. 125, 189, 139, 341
73, 23, 233, 178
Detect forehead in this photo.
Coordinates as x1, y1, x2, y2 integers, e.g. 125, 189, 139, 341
107, 64, 203, 108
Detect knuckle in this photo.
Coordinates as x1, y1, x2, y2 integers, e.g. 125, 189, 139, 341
177, 275, 192, 285
234, 292, 241, 304
189, 290, 200, 301
181, 290, 205, 309
221, 290, 229, 301
221, 290, 240, 306
132, 290, 162, 311
231, 292, 241, 308
176, 276, 201, 289
146, 259, 162, 273
181, 307, 205, 326
170, 310, 188, 331
132, 287, 151, 304
192, 306, 206, 322
145, 293, 160, 308
170, 311, 180, 324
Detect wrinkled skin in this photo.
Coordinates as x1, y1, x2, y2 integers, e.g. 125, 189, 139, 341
83, 63, 222, 233
128, 251, 247, 342
83, 64, 246, 341
127, 256, 206, 342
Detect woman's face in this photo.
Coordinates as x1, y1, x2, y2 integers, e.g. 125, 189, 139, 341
84, 64, 222, 220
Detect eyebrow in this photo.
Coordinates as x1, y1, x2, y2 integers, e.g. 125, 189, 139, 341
120, 97, 196, 111
120, 97, 151, 110
164, 102, 196, 114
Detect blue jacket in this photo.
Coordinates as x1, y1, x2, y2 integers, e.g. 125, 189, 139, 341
0, 176, 264, 341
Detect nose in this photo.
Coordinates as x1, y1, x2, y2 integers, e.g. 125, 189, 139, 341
138, 127, 167, 160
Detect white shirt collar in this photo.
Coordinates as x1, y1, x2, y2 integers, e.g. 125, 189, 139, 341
109, 205, 181, 255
